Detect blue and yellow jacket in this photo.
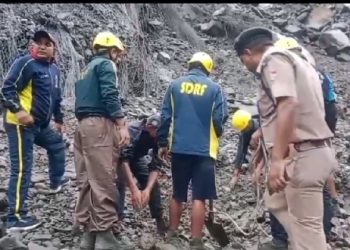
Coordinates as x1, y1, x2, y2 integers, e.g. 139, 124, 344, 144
158, 68, 229, 160
1, 54, 63, 126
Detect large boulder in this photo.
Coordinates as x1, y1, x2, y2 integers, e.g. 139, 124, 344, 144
198, 20, 226, 37
319, 29, 350, 57
305, 6, 334, 31
283, 25, 305, 38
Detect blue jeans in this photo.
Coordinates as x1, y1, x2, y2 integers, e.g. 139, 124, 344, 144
5, 123, 65, 223
270, 187, 334, 244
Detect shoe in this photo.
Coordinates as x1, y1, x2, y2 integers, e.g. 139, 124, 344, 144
50, 176, 70, 193
156, 217, 167, 236
259, 238, 288, 250
0, 235, 27, 250
6, 217, 41, 233
95, 231, 133, 250
190, 238, 207, 250
166, 230, 183, 249
114, 234, 134, 250
79, 232, 96, 250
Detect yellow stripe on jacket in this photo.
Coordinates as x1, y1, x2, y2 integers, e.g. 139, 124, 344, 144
209, 103, 219, 159
15, 125, 24, 219
6, 80, 33, 125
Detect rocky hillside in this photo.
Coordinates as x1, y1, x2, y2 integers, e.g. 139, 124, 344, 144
0, 3, 350, 250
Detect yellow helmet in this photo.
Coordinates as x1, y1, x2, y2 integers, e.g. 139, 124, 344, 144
231, 110, 252, 132
274, 37, 300, 50
188, 52, 214, 74
93, 31, 124, 51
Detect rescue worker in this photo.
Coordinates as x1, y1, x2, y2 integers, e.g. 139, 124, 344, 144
233, 27, 338, 250
231, 109, 337, 249
229, 109, 259, 189
1, 30, 67, 232
74, 31, 130, 250
116, 114, 167, 235
158, 52, 229, 249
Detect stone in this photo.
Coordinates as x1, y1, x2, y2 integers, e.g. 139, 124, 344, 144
336, 51, 350, 62
154, 243, 178, 250
64, 22, 74, 29
0, 221, 5, 238
212, 7, 227, 17
199, 20, 226, 37
306, 6, 334, 31
31, 234, 52, 241
319, 29, 350, 56
342, 4, 350, 13
157, 52, 171, 64
158, 67, 174, 83
28, 242, 49, 250
0, 157, 7, 169
148, 19, 163, 27
0, 235, 28, 250
257, 4, 273, 10
272, 18, 288, 28
297, 12, 310, 22
85, 49, 93, 57
139, 233, 155, 249
57, 12, 70, 20
283, 25, 305, 38
31, 174, 46, 183
331, 23, 348, 32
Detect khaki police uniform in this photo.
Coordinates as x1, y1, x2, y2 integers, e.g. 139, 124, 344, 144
256, 46, 338, 250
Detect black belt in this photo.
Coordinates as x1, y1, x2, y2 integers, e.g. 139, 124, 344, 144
294, 139, 330, 151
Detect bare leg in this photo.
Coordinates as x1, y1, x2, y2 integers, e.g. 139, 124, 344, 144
191, 200, 205, 238
169, 198, 182, 231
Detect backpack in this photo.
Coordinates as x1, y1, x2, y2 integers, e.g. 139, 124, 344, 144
318, 71, 337, 104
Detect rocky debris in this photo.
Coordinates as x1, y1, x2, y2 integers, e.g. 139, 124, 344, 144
28, 242, 53, 250
343, 4, 350, 13
283, 25, 305, 38
305, 6, 334, 31
157, 52, 171, 64
331, 23, 348, 32
212, 7, 227, 17
198, 20, 226, 37
154, 242, 178, 250
139, 233, 155, 249
0, 234, 27, 250
272, 18, 288, 28
0, 221, 4, 238
319, 29, 350, 57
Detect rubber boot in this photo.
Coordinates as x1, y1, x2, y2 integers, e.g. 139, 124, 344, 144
190, 238, 206, 250
95, 231, 133, 250
79, 232, 96, 250
166, 230, 183, 248
258, 238, 288, 250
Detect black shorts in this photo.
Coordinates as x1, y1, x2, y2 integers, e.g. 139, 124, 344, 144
171, 153, 217, 202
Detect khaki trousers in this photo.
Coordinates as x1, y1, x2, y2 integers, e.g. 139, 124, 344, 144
265, 144, 338, 250
74, 117, 120, 232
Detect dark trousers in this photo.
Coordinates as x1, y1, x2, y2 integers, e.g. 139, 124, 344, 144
5, 123, 65, 223
270, 187, 334, 244
116, 156, 162, 219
